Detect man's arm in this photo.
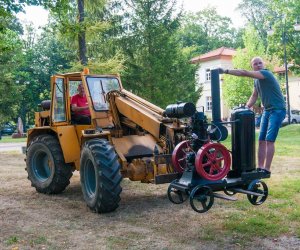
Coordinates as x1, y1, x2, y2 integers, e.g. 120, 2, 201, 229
71, 104, 89, 112
219, 68, 265, 80
246, 88, 258, 108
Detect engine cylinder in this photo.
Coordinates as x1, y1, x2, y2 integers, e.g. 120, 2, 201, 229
164, 102, 196, 118
231, 107, 256, 176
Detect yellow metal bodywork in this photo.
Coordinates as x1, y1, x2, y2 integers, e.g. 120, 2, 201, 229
112, 134, 169, 182
56, 126, 81, 168
29, 70, 183, 184
112, 134, 162, 158
115, 96, 162, 138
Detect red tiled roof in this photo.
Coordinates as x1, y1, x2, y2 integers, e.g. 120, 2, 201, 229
273, 66, 285, 73
190, 47, 236, 64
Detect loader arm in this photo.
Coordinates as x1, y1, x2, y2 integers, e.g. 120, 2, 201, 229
114, 90, 165, 139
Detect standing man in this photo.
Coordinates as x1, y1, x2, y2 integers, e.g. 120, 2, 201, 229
71, 83, 91, 124
219, 57, 286, 175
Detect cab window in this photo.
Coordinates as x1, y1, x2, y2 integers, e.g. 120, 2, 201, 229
53, 78, 66, 122
86, 77, 120, 111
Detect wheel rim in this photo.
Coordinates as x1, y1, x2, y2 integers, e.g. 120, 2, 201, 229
247, 180, 268, 205
32, 149, 52, 182
83, 159, 96, 198
195, 142, 231, 181
190, 185, 214, 213
167, 183, 188, 204
171, 140, 191, 173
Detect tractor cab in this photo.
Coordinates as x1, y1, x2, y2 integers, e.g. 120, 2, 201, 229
50, 71, 122, 128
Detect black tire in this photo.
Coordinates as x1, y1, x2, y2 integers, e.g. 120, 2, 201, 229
80, 139, 122, 213
291, 119, 297, 124
26, 134, 73, 194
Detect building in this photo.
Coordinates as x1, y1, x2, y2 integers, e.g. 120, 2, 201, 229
273, 66, 300, 111
191, 47, 236, 120
191, 47, 300, 120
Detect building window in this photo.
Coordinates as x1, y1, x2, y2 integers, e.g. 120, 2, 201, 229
206, 96, 212, 111
205, 69, 211, 81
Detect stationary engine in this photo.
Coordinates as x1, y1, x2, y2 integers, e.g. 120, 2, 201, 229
167, 69, 269, 213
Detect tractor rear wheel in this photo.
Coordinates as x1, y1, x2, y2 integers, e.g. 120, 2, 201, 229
26, 134, 73, 194
80, 139, 122, 213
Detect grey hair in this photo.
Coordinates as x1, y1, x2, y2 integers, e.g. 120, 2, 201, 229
251, 56, 264, 64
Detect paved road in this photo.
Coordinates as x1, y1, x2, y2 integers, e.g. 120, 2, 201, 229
0, 142, 26, 153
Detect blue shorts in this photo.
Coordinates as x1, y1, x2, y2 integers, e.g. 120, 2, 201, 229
259, 109, 286, 142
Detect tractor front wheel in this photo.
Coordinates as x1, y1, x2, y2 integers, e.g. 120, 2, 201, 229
80, 139, 122, 213
26, 134, 73, 194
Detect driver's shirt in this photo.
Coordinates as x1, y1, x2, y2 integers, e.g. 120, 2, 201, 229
71, 94, 91, 116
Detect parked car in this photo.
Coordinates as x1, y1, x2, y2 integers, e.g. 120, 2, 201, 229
255, 114, 262, 128
282, 110, 300, 125
0, 123, 16, 135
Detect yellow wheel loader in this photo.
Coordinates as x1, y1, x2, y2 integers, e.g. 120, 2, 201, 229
25, 69, 194, 213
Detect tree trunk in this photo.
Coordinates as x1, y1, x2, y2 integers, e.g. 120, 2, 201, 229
77, 0, 88, 65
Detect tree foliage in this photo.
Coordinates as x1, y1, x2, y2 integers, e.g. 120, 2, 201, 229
222, 26, 266, 108
238, 0, 300, 74
0, 4, 25, 124
266, 0, 300, 74
117, 0, 198, 107
178, 7, 244, 57
43, 0, 123, 70
0, 28, 22, 123
13, 25, 76, 126
237, 0, 275, 48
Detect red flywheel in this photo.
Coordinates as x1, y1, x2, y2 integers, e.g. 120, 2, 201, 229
195, 142, 231, 181
171, 140, 192, 173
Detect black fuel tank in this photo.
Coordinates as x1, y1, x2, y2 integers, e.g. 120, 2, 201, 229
231, 107, 256, 176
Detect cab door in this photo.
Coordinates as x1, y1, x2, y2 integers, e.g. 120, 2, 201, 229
51, 76, 68, 125
50, 76, 81, 167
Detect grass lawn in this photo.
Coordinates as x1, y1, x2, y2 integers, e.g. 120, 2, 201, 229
220, 124, 300, 242
0, 135, 27, 143
0, 125, 299, 249
275, 124, 300, 157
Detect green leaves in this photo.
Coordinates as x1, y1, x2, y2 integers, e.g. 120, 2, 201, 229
178, 7, 243, 57
222, 26, 266, 108
118, 0, 198, 107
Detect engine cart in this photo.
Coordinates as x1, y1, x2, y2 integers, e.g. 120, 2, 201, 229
167, 69, 269, 213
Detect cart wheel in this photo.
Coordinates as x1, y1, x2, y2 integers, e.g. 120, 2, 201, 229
172, 140, 192, 173
167, 183, 188, 204
190, 185, 214, 213
224, 187, 236, 196
247, 179, 268, 205
195, 142, 231, 181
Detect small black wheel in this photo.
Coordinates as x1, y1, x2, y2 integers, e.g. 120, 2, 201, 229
247, 179, 268, 205
190, 185, 214, 213
26, 134, 73, 194
80, 138, 122, 213
167, 182, 188, 204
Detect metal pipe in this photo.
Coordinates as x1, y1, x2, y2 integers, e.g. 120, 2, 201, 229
210, 69, 222, 123
283, 23, 291, 124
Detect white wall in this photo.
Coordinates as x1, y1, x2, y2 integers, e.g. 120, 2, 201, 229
195, 58, 233, 120
288, 77, 300, 110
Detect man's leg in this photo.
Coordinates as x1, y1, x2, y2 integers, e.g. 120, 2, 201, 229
263, 109, 286, 172
258, 111, 269, 169
258, 140, 266, 168
73, 115, 91, 125
264, 141, 275, 172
